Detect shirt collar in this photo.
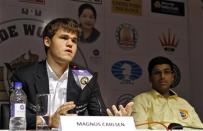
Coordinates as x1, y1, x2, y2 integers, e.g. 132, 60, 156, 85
151, 89, 178, 100
46, 61, 69, 80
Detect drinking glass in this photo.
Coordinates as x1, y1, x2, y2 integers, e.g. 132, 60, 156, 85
36, 94, 51, 130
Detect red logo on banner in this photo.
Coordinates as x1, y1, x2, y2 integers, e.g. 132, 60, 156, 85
159, 28, 179, 53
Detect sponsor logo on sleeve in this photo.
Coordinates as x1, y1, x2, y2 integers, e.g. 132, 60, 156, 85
179, 109, 189, 120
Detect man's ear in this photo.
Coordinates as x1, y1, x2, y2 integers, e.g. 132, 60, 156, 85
148, 76, 154, 89
43, 36, 51, 47
149, 75, 152, 83
172, 72, 175, 82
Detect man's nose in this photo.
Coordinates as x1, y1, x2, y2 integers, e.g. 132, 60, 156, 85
66, 40, 73, 47
160, 72, 165, 78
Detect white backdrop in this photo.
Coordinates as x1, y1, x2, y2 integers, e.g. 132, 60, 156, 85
0, 0, 202, 120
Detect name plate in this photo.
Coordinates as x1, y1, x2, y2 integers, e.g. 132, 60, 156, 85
59, 116, 136, 131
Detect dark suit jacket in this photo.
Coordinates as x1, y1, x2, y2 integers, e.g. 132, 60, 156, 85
11, 60, 107, 129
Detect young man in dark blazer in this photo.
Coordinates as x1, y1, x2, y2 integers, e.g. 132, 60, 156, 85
11, 18, 133, 129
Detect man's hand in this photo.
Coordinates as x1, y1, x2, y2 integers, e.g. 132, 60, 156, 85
50, 101, 76, 128
106, 102, 134, 116
36, 116, 43, 125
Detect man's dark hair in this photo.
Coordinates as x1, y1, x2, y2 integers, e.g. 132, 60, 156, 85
78, 3, 97, 19
148, 56, 174, 76
42, 17, 81, 54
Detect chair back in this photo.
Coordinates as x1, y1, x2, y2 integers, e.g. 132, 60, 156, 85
0, 103, 9, 129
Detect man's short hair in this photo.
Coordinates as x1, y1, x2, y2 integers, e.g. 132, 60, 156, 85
148, 56, 174, 76
42, 17, 81, 54
43, 17, 81, 39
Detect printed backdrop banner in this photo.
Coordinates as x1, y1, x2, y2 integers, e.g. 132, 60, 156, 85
1, 0, 201, 120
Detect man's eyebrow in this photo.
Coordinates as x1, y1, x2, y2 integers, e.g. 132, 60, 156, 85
59, 34, 69, 37
153, 67, 171, 71
59, 34, 77, 39
72, 37, 78, 39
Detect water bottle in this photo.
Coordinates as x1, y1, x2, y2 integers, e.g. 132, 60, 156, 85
9, 82, 27, 131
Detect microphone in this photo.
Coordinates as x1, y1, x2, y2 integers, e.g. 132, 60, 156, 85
168, 123, 183, 129
168, 123, 203, 130
96, 96, 103, 115
135, 121, 168, 130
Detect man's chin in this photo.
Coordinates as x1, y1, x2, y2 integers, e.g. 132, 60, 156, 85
57, 58, 73, 64
160, 86, 170, 92
66, 59, 73, 64
63, 56, 73, 62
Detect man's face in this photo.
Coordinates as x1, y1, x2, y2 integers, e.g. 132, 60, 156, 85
149, 64, 174, 95
44, 28, 78, 64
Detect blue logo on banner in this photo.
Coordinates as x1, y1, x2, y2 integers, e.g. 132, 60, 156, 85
111, 60, 142, 84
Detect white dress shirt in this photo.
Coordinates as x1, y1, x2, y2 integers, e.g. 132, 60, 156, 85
46, 62, 69, 115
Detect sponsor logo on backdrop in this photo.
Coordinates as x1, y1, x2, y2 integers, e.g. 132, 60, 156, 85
4, 51, 39, 93
115, 23, 138, 50
112, 0, 142, 16
89, 49, 102, 64
92, 49, 100, 56
21, 8, 42, 16
70, 0, 102, 4
0, 18, 44, 44
111, 60, 142, 85
19, 0, 45, 5
151, 0, 185, 16
116, 94, 134, 107
171, 63, 181, 88
90, 49, 101, 60
159, 28, 179, 53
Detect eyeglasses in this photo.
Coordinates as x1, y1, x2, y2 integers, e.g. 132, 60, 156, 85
151, 69, 173, 76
